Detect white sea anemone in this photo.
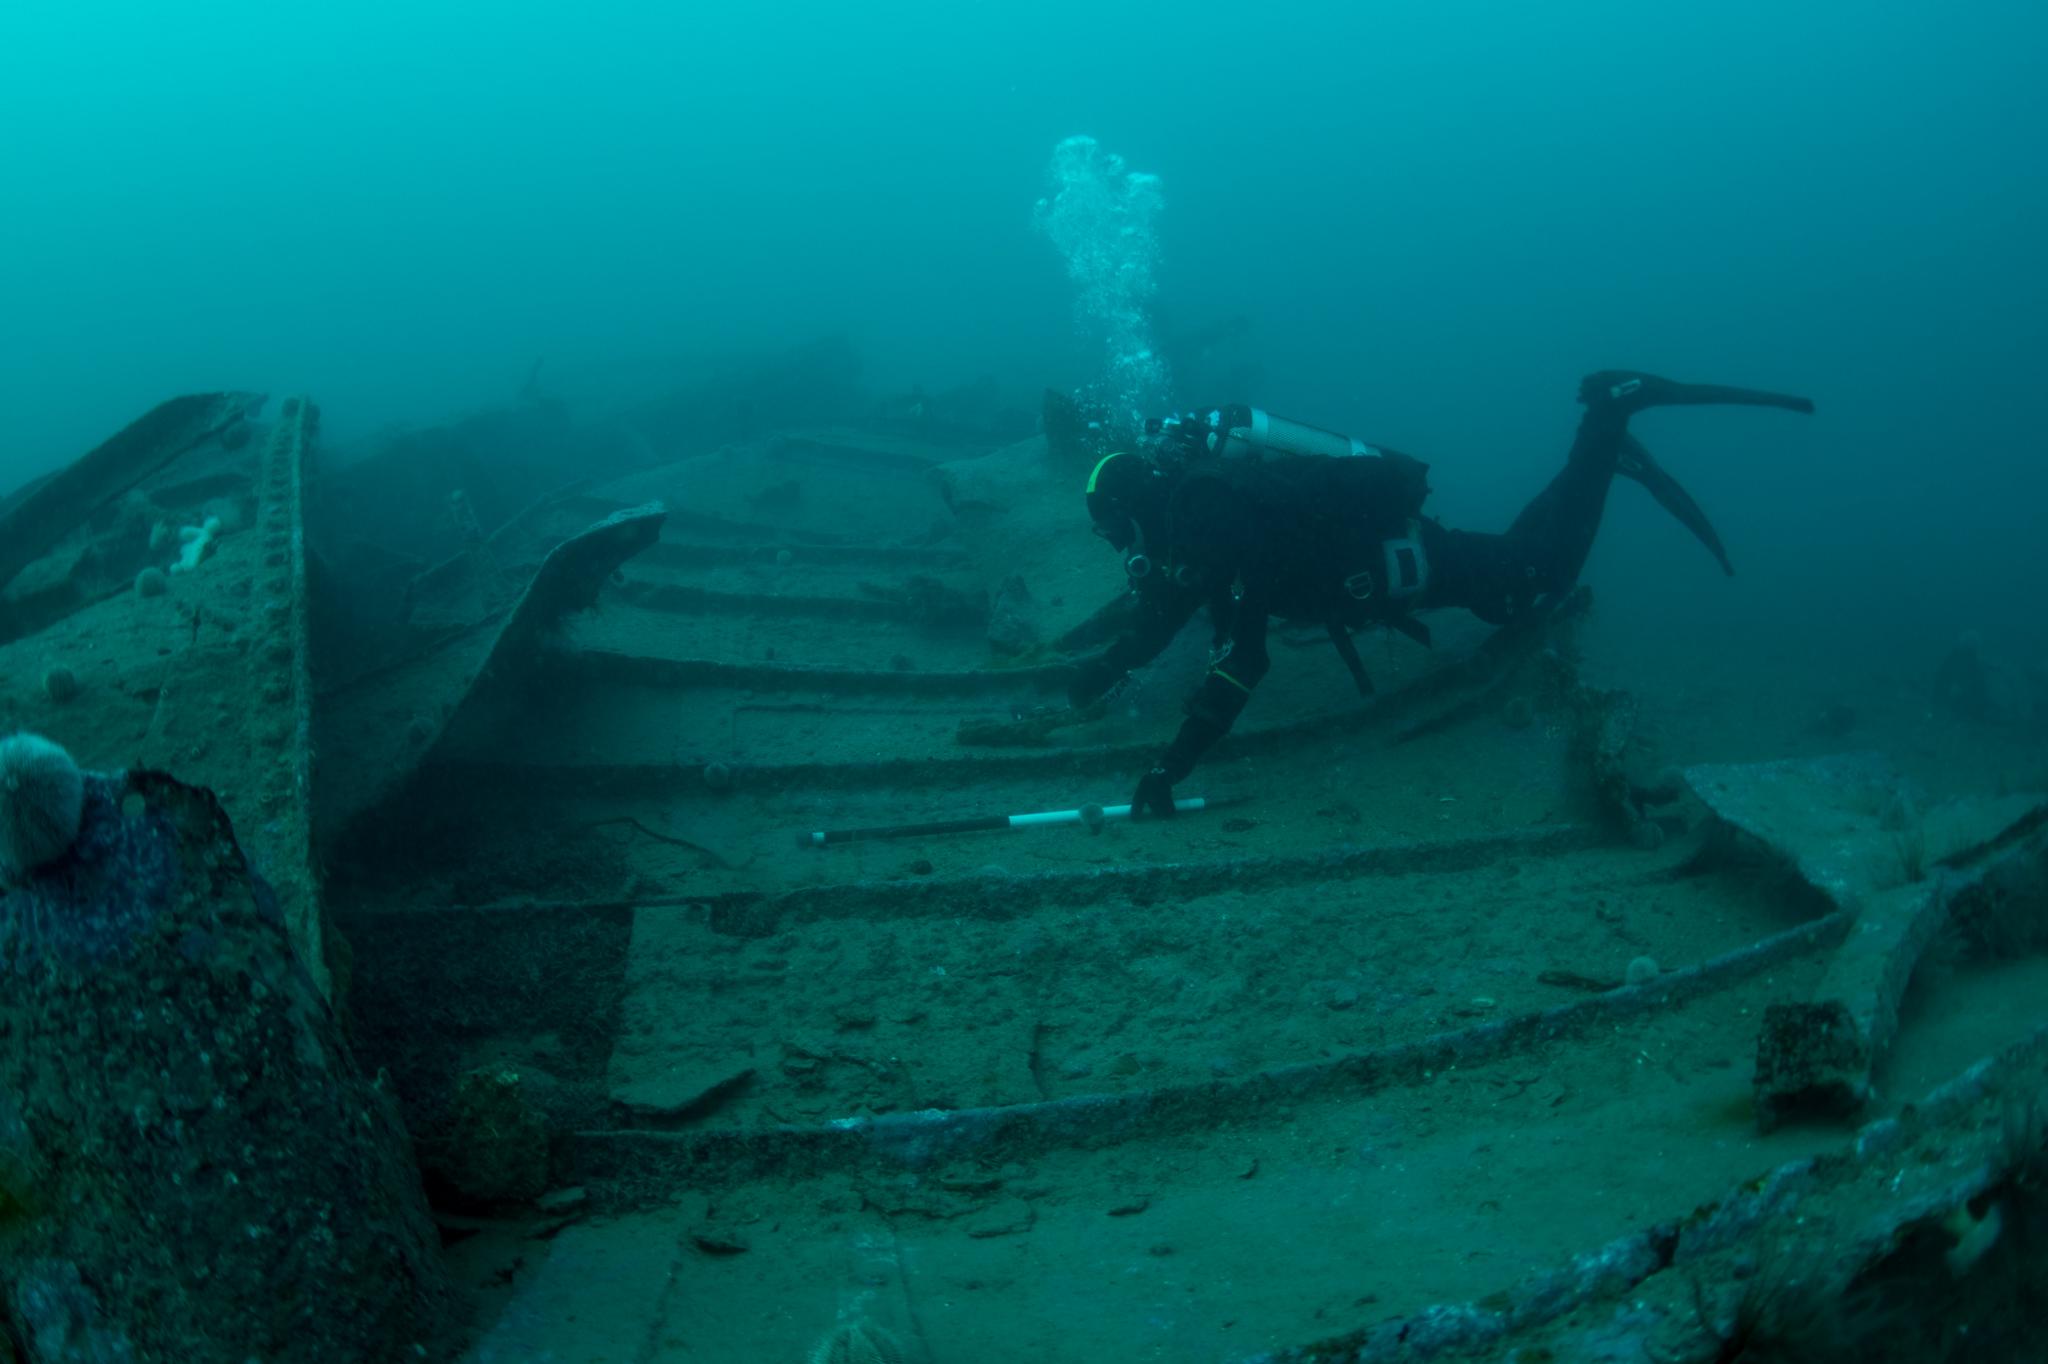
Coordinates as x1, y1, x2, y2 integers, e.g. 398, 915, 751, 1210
171, 516, 223, 573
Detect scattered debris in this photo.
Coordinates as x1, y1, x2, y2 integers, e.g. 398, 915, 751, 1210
611, 1065, 755, 1127
956, 700, 1100, 748
987, 573, 1040, 654
583, 814, 731, 868
690, 1230, 750, 1256
858, 574, 987, 630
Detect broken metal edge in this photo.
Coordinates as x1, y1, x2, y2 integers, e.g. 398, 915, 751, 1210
1238, 1020, 2048, 1364
480, 501, 668, 667
565, 905, 1853, 1196
318, 502, 670, 847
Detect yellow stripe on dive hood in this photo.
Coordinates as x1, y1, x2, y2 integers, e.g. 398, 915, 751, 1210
1086, 451, 1128, 495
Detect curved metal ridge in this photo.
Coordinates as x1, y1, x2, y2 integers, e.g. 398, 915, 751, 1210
348, 823, 1607, 930
433, 695, 1545, 788
612, 579, 923, 620
558, 650, 1070, 696
639, 541, 970, 569
567, 905, 1852, 1192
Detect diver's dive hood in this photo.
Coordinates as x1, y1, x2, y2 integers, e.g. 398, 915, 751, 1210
1085, 451, 1158, 545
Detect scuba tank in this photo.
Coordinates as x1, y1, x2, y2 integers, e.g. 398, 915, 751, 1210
1146, 402, 1437, 628
1145, 403, 1380, 467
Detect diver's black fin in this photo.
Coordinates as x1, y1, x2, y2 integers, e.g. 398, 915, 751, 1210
1618, 435, 1734, 576
1326, 621, 1375, 696
1581, 371, 1815, 416
1387, 615, 1432, 649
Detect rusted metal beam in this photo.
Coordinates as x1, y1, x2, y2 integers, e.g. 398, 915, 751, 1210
1685, 754, 2046, 1129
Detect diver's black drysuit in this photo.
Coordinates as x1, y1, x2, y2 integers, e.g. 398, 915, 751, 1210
1071, 371, 1816, 816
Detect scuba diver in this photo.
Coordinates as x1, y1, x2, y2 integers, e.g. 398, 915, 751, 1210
1069, 370, 1816, 816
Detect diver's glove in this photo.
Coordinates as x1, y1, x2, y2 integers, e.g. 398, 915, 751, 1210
1068, 655, 1127, 710
1131, 714, 1227, 819
1132, 766, 1178, 818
